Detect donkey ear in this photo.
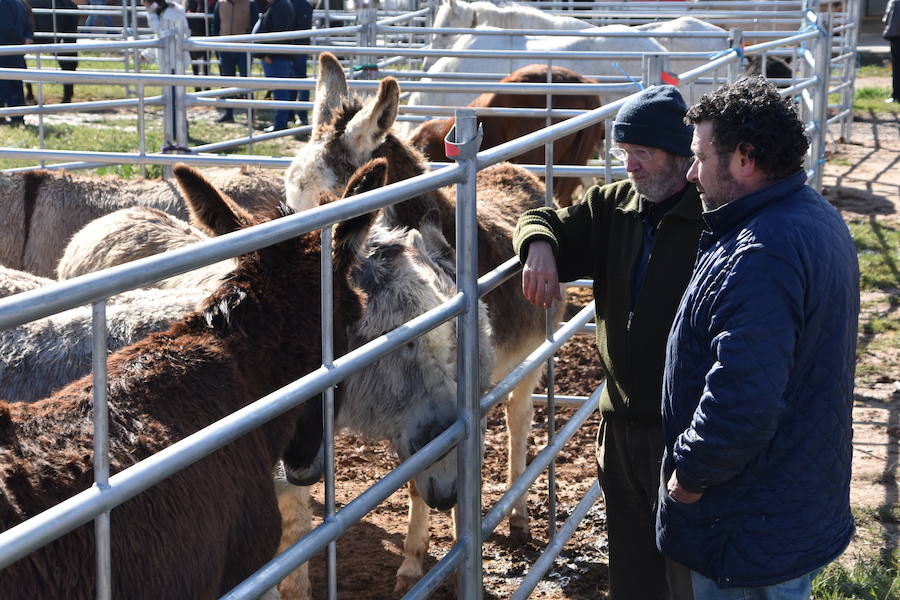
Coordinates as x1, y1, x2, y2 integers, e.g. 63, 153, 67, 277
342, 157, 388, 199
343, 77, 400, 157
173, 163, 254, 237
333, 159, 389, 278
313, 52, 350, 130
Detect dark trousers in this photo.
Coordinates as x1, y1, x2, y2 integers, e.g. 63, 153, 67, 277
218, 51, 250, 118
891, 39, 900, 101
597, 418, 693, 600
290, 53, 309, 124
262, 57, 293, 130
0, 57, 26, 121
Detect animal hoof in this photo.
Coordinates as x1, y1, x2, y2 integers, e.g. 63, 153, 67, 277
508, 522, 530, 545
394, 574, 419, 594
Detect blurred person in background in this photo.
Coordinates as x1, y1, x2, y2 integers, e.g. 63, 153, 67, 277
185, 0, 216, 90
0, 0, 34, 125
255, 0, 293, 132
212, 0, 258, 122
289, 0, 311, 126
84, 0, 113, 31
26, 0, 82, 104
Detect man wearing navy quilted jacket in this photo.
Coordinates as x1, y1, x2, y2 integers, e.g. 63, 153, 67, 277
658, 76, 859, 599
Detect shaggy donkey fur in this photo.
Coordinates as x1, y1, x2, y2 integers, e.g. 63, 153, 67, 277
0, 166, 284, 278
56, 206, 235, 289
0, 285, 206, 404
0, 265, 206, 404
0, 265, 52, 299
0, 159, 386, 600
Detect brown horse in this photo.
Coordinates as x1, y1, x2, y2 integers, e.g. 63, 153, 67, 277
408, 64, 603, 207
0, 159, 387, 599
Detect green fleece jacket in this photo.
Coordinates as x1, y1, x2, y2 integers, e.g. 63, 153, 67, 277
513, 179, 703, 425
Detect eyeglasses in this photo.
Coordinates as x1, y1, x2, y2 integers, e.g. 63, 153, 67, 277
609, 147, 654, 163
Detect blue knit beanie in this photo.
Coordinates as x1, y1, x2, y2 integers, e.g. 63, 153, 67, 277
612, 85, 693, 156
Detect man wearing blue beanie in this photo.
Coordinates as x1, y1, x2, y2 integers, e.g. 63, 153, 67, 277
513, 85, 700, 600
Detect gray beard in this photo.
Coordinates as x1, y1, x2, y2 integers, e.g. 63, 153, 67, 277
632, 155, 691, 202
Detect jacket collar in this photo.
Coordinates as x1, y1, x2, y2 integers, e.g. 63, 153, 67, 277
702, 170, 807, 236
617, 182, 703, 222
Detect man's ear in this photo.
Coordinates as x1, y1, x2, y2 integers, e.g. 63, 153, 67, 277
731, 142, 757, 178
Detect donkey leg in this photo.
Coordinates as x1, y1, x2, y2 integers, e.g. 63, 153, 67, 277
505, 369, 539, 543
276, 484, 312, 600
395, 480, 431, 593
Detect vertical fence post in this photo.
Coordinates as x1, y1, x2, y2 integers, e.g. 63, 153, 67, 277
159, 31, 175, 176
356, 0, 377, 77
543, 62, 557, 539
450, 109, 483, 600
813, 11, 831, 191
320, 223, 339, 600
728, 29, 743, 84
642, 53, 666, 88
91, 301, 111, 600
840, 0, 859, 143
173, 26, 189, 151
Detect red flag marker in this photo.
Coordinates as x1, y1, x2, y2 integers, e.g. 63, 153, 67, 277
661, 71, 680, 86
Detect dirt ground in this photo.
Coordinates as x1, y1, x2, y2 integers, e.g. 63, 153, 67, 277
293, 103, 900, 598
822, 104, 900, 567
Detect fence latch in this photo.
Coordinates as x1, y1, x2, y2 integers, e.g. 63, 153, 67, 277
444, 122, 484, 161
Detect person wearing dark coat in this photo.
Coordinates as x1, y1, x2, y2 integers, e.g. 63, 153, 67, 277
255, 0, 294, 132
26, 0, 81, 104
513, 85, 700, 600
884, 0, 900, 102
185, 0, 216, 90
0, 0, 34, 125
211, 0, 259, 122
659, 76, 858, 599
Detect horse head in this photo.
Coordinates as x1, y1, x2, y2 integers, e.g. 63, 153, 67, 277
425, 0, 479, 69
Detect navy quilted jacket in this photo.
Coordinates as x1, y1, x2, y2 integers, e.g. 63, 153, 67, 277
656, 171, 859, 587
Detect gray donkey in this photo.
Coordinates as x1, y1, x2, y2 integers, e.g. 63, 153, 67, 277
285, 52, 561, 591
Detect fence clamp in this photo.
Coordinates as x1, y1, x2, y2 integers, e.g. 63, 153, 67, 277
160, 143, 193, 154
444, 122, 484, 161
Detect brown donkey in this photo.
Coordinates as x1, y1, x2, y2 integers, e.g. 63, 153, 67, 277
0, 159, 388, 599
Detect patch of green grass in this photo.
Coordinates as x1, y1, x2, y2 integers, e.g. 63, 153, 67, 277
813, 557, 900, 600
0, 104, 298, 176
854, 86, 900, 113
854, 505, 900, 525
857, 64, 892, 78
862, 317, 900, 336
848, 220, 900, 291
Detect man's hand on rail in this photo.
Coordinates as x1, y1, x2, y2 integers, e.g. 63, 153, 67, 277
522, 240, 562, 309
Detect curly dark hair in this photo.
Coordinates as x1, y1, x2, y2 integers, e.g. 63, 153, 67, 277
684, 76, 809, 182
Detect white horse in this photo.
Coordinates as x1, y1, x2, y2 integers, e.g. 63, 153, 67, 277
426, 0, 595, 68
407, 25, 666, 113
